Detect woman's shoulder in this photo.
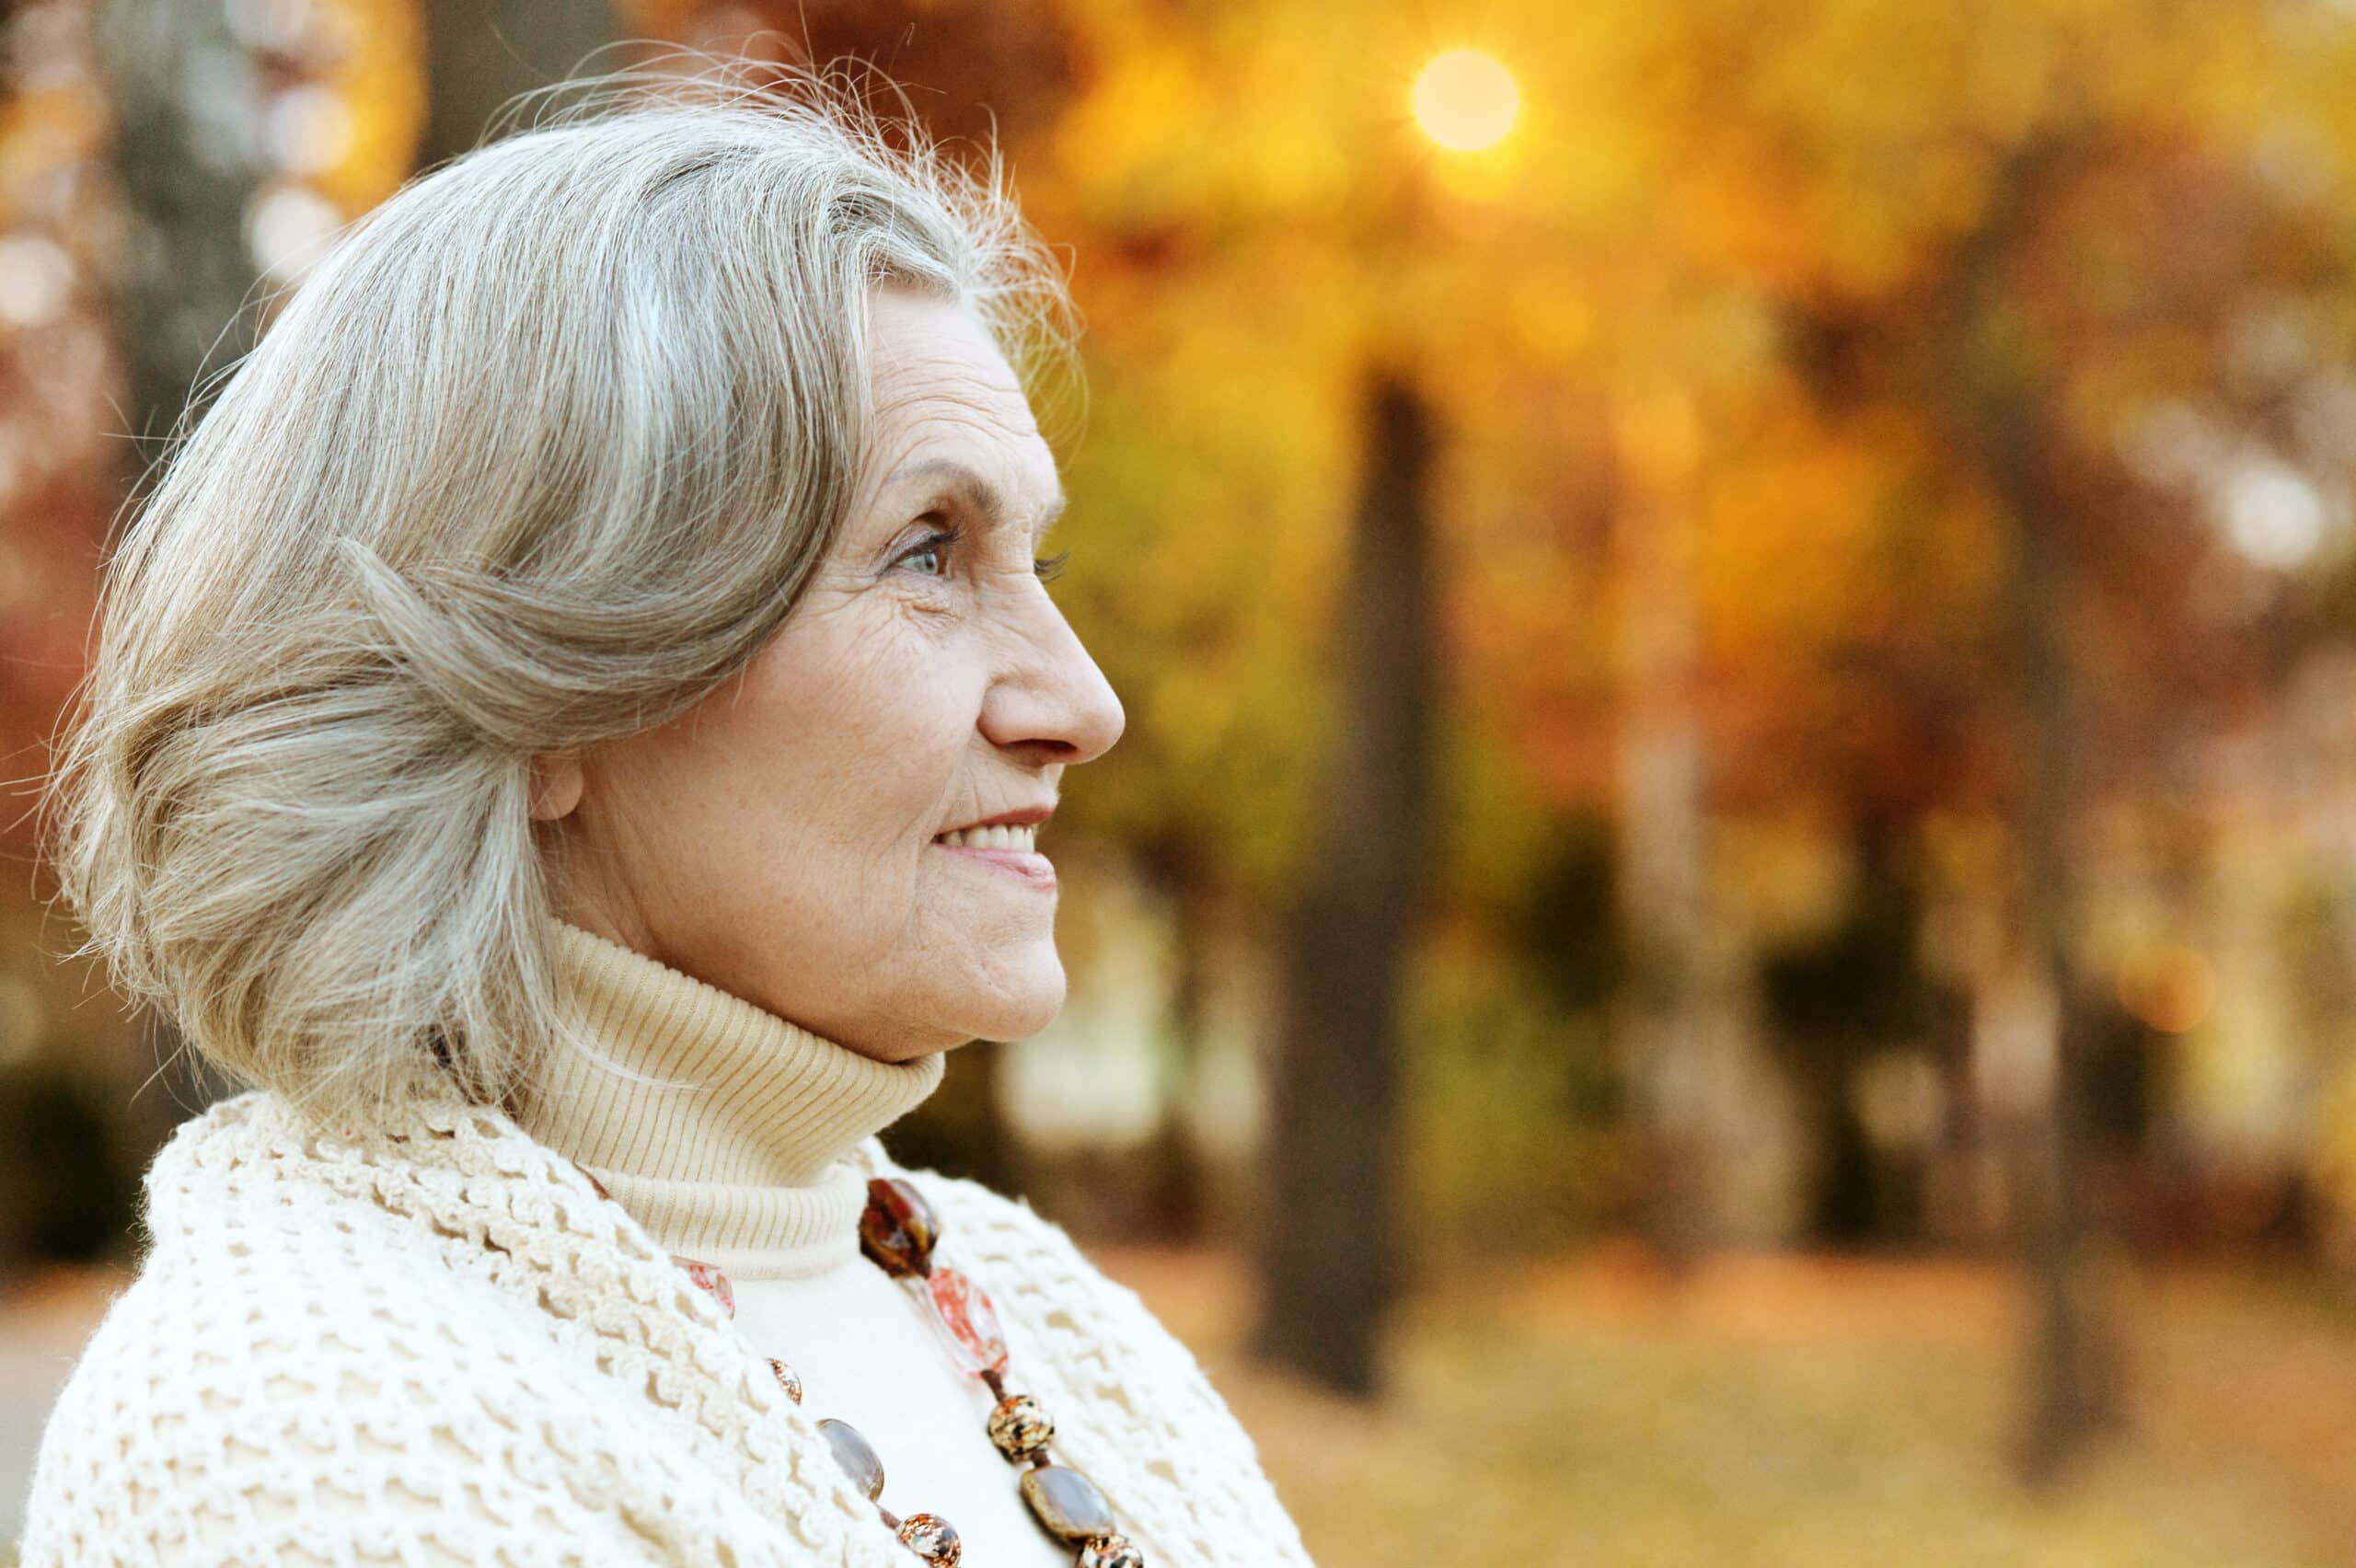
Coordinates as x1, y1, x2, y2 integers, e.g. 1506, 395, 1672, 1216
850, 1143, 1177, 1370
852, 1139, 1319, 1566
849, 1141, 1202, 1367
861, 1147, 1121, 1287
18, 1121, 601, 1563
18, 1091, 879, 1568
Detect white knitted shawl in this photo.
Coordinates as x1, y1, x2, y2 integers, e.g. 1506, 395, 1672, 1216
17, 1087, 1316, 1567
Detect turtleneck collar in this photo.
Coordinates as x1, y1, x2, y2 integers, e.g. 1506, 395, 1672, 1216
512, 917, 946, 1280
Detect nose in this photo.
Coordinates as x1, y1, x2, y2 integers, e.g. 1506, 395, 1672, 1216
978, 590, 1126, 767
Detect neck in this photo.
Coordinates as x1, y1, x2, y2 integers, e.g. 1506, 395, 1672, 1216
512, 917, 946, 1278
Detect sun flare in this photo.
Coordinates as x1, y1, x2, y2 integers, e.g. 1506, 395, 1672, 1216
1412, 49, 1519, 152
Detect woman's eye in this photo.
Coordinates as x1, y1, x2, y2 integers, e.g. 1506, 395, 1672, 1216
897, 529, 956, 577
893, 527, 1069, 587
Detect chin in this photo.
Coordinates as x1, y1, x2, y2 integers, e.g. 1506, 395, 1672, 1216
967, 963, 1068, 1044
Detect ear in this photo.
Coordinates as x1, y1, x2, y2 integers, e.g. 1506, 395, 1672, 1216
526, 754, 585, 823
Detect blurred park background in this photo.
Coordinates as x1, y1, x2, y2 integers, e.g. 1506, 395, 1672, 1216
7, 1, 2356, 1563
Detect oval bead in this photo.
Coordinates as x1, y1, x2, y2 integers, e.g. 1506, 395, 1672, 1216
1079, 1535, 1147, 1568
767, 1357, 803, 1405
816, 1417, 885, 1501
896, 1512, 963, 1564
1020, 1463, 1116, 1541
860, 1177, 941, 1277
672, 1255, 734, 1320
986, 1393, 1054, 1459
920, 1267, 1011, 1376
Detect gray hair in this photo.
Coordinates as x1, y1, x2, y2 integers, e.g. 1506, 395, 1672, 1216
41, 57, 1080, 1123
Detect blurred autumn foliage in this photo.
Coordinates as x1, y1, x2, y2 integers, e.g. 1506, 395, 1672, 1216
9, 0, 2356, 1546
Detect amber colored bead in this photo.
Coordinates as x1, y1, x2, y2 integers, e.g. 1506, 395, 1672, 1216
816, 1417, 885, 1501
860, 1177, 941, 1278
1078, 1535, 1146, 1568
895, 1512, 962, 1564
767, 1357, 803, 1405
986, 1393, 1055, 1459
1019, 1463, 1116, 1541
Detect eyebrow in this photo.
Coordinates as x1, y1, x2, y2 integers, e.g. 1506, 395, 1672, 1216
884, 456, 1068, 536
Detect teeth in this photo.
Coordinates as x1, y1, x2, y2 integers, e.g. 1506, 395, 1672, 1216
935, 824, 1037, 851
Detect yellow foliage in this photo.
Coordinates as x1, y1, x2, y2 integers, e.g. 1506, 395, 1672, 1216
310, 0, 424, 214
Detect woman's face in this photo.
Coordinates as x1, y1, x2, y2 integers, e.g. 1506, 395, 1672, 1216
536, 286, 1125, 1062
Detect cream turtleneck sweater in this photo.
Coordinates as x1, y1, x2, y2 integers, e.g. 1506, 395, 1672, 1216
514, 918, 1071, 1565
20, 914, 1317, 1565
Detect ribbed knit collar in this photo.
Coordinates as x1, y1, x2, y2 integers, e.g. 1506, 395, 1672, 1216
512, 917, 946, 1281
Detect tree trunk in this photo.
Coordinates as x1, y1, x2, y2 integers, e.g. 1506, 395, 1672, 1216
1995, 421, 2125, 1485
1145, 847, 1214, 1241
92, 0, 268, 470
1252, 370, 1438, 1397
1610, 383, 1753, 1260
1934, 132, 2126, 1485
415, 0, 622, 172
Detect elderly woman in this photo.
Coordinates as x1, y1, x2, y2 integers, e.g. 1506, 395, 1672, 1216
19, 65, 1313, 1568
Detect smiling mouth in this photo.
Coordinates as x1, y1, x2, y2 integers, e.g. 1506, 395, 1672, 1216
931, 824, 1040, 852
929, 827, 1056, 889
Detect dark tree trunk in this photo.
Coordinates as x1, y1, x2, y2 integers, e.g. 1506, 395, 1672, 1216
1935, 133, 2126, 1486
1993, 414, 2126, 1485
1251, 370, 1438, 1398
1144, 846, 1215, 1241
92, 0, 268, 472
416, 0, 622, 172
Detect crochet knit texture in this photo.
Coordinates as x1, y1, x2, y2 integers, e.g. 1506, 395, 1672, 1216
17, 1087, 1316, 1566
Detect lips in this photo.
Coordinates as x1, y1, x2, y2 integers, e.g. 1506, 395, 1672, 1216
929, 827, 1057, 890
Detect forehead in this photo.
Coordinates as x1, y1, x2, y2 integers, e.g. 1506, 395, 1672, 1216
862, 292, 1057, 508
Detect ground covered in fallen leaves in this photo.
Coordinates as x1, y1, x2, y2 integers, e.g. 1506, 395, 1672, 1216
1095, 1243, 2356, 1568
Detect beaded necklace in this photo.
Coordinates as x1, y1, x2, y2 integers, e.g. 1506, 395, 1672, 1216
574, 1161, 1146, 1567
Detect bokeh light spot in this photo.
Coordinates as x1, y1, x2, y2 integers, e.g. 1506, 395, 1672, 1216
2221, 455, 2329, 570
0, 236, 74, 328
1412, 49, 1519, 152
2119, 943, 2218, 1035
246, 183, 342, 279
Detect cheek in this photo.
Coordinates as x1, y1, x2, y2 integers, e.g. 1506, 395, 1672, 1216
733, 615, 981, 841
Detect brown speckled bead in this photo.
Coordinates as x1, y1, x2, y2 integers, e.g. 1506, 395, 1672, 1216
896, 1512, 962, 1564
1019, 1463, 1116, 1541
816, 1418, 885, 1501
860, 1177, 941, 1278
1078, 1535, 1146, 1568
767, 1357, 803, 1405
986, 1393, 1055, 1460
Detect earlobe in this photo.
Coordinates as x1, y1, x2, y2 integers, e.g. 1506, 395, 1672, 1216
526, 755, 585, 822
